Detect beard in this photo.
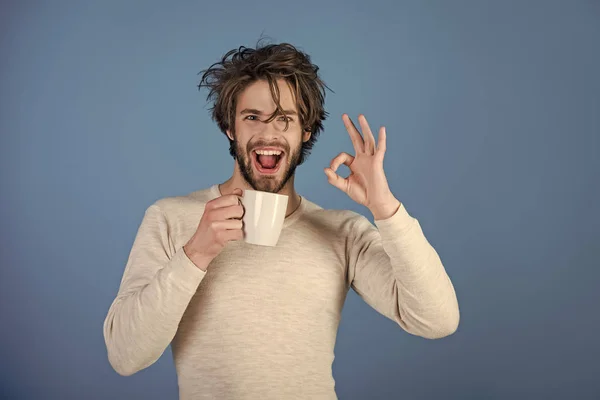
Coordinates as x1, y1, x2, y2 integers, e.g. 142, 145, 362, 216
232, 137, 301, 193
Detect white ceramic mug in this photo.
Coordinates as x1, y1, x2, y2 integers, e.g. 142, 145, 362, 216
241, 190, 288, 246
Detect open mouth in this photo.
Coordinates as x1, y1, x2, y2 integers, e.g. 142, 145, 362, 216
252, 148, 284, 175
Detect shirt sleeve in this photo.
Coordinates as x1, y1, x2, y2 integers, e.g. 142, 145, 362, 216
103, 204, 206, 376
347, 203, 460, 339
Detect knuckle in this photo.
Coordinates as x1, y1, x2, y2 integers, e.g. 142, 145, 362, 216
237, 204, 245, 216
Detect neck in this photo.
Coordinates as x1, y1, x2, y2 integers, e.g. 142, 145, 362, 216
218, 163, 301, 217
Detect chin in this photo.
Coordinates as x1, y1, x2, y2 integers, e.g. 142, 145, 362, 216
250, 177, 284, 193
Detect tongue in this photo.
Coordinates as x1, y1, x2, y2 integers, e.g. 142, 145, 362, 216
257, 154, 278, 169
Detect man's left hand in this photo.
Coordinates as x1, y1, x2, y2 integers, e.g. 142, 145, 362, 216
325, 114, 401, 220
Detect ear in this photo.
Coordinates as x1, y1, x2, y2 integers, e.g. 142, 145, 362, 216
226, 129, 234, 141
302, 130, 312, 143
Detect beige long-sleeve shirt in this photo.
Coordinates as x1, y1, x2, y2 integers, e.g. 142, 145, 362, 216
103, 185, 459, 399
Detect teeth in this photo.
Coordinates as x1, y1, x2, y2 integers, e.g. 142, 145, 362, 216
255, 149, 282, 156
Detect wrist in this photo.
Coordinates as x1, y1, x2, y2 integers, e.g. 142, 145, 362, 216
370, 198, 401, 221
183, 244, 210, 272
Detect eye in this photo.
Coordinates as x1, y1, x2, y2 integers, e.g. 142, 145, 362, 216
245, 115, 259, 121
277, 115, 293, 122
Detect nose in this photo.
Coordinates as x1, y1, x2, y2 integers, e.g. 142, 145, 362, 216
257, 118, 285, 139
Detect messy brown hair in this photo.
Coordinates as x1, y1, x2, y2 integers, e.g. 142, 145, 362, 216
197, 40, 331, 165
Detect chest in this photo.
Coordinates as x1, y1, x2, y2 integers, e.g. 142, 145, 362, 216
187, 226, 348, 319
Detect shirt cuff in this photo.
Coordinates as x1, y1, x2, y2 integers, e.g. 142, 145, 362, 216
167, 246, 207, 292
374, 202, 417, 235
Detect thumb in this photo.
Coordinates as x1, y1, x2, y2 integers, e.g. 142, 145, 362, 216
324, 168, 348, 193
232, 188, 244, 205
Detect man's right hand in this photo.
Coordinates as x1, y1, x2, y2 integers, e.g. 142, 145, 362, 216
183, 188, 245, 271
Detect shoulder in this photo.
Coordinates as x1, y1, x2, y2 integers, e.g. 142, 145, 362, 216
147, 186, 215, 220
299, 197, 374, 238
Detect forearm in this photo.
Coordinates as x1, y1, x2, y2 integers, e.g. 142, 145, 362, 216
390, 239, 459, 339
376, 207, 459, 338
103, 248, 205, 375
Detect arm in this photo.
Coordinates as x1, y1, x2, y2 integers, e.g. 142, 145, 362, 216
325, 113, 459, 339
103, 204, 206, 376
347, 203, 460, 339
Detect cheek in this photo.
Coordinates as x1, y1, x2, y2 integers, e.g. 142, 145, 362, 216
293, 134, 306, 149
237, 124, 262, 145
233, 125, 251, 145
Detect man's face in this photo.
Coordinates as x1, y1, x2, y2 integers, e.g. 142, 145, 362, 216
227, 79, 311, 193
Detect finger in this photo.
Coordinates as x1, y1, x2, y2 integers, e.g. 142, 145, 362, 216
330, 152, 354, 172
210, 193, 242, 209
212, 204, 245, 221
213, 218, 244, 231
376, 126, 386, 156
222, 228, 245, 242
342, 114, 364, 153
358, 114, 376, 154
324, 167, 349, 193
232, 188, 243, 205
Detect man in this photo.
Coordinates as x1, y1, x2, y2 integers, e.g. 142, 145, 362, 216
103, 42, 459, 400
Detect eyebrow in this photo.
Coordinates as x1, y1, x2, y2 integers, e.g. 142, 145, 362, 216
240, 108, 297, 116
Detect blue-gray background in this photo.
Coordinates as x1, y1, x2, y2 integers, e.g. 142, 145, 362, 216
1, 0, 598, 399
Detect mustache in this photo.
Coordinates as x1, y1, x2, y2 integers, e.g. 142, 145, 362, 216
247, 141, 289, 153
